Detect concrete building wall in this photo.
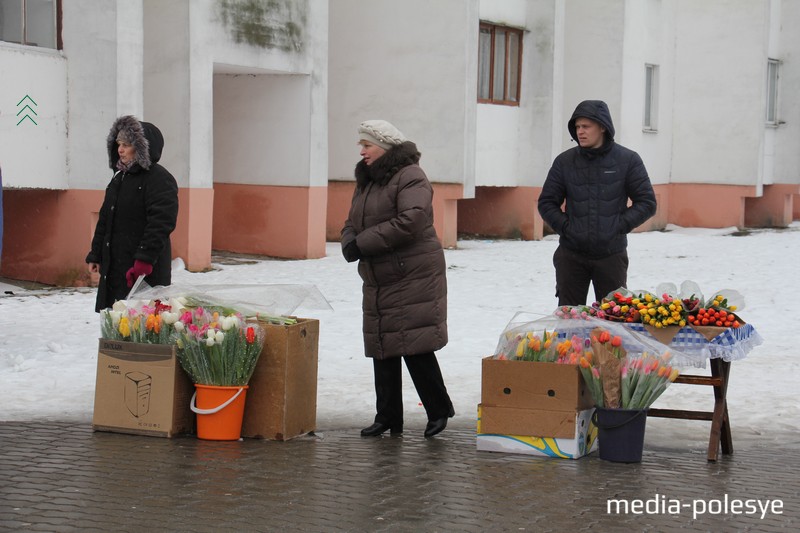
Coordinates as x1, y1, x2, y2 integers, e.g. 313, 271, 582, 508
328, 0, 477, 187
475, 0, 560, 189
2, 0, 799, 287
212, 74, 312, 186
327, 0, 478, 247
618, 0, 675, 186
460, 0, 563, 241
67, 0, 142, 190
0, 0, 137, 284
1, 0, 330, 284
0, 45, 67, 188
670, 0, 768, 186
562, 0, 625, 148
142, 0, 329, 263
771, 0, 800, 185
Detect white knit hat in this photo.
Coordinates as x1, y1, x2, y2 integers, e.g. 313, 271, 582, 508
358, 120, 407, 150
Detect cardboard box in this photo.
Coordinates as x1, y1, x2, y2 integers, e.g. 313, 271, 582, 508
241, 318, 319, 440
476, 404, 598, 459
93, 339, 194, 438
481, 357, 594, 412
479, 404, 583, 438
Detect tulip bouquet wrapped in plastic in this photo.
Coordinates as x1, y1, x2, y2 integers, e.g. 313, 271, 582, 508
620, 352, 680, 409
493, 312, 686, 410
493, 313, 596, 364
579, 325, 680, 409
173, 306, 266, 387
100, 298, 187, 344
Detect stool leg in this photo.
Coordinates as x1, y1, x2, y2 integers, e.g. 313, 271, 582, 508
707, 359, 733, 461
718, 360, 733, 455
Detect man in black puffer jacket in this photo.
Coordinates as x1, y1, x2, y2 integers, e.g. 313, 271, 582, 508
538, 100, 656, 306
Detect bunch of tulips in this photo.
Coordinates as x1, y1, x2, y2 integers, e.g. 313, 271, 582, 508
632, 292, 688, 328
100, 296, 266, 386
101, 298, 186, 344
579, 328, 679, 409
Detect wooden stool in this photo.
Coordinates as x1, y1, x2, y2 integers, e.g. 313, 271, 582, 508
647, 358, 732, 462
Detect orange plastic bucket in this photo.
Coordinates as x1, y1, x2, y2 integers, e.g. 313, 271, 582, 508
190, 384, 249, 441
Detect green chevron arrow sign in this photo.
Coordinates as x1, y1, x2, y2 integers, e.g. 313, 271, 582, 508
16, 95, 38, 126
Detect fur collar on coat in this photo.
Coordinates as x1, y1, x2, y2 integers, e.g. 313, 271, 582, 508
355, 141, 420, 190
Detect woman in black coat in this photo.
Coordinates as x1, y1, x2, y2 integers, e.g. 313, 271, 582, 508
86, 116, 179, 312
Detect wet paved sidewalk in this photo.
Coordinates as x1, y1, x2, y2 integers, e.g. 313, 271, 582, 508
0, 421, 797, 532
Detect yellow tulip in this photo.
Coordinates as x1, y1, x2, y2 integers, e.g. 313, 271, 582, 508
119, 317, 131, 338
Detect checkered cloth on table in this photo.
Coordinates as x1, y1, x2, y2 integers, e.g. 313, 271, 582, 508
626, 323, 758, 355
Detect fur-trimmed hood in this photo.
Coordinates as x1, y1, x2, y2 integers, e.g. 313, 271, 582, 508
355, 141, 420, 189
106, 115, 165, 171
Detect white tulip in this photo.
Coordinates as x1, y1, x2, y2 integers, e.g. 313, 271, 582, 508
173, 321, 184, 332
215, 331, 225, 343
206, 337, 215, 347
112, 301, 127, 313
109, 310, 123, 327
222, 316, 238, 331
162, 311, 179, 325
169, 298, 187, 313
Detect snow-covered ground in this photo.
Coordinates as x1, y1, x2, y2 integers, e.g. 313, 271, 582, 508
1, 224, 797, 450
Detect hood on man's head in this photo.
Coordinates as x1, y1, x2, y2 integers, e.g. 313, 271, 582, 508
567, 100, 615, 144
106, 115, 165, 171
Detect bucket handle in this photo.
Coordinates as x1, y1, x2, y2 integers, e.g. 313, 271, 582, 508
190, 387, 245, 415
592, 408, 647, 430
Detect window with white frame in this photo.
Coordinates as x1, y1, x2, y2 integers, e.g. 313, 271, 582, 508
0, 0, 59, 50
643, 64, 658, 131
766, 58, 780, 125
478, 22, 523, 105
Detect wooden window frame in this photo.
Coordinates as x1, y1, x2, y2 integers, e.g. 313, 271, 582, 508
0, 0, 62, 50
478, 22, 523, 106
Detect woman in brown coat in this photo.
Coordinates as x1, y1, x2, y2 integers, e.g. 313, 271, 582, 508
341, 120, 454, 438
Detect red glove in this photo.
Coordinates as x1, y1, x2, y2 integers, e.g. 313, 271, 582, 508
125, 260, 153, 287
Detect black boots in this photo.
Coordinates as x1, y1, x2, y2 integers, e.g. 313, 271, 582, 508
362, 406, 454, 438
360, 421, 403, 437
424, 406, 456, 438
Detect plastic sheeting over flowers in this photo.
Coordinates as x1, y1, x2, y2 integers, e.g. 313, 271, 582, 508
493, 311, 704, 369
125, 278, 332, 324
492, 311, 692, 409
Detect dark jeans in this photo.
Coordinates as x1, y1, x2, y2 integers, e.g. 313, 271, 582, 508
553, 245, 629, 306
372, 352, 453, 424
